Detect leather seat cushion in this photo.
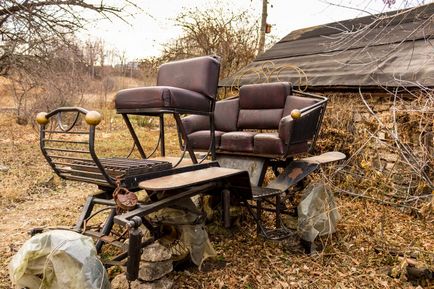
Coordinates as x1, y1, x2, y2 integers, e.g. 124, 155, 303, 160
220, 131, 257, 152
238, 108, 283, 130
115, 86, 211, 112
239, 82, 290, 109
237, 82, 290, 130
253, 133, 284, 155
188, 130, 225, 150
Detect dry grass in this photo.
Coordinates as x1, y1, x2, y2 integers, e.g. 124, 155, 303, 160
0, 112, 433, 289
0, 77, 13, 107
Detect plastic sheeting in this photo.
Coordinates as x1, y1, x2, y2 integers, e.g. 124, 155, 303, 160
9, 230, 110, 289
147, 197, 216, 269
297, 182, 340, 242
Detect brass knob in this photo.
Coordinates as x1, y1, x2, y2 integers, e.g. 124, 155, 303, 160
36, 112, 49, 125
85, 111, 102, 126
290, 109, 301, 119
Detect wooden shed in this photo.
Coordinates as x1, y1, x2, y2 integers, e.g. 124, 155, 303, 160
220, 3, 434, 91
220, 3, 434, 207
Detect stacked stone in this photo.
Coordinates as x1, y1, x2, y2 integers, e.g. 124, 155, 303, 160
112, 242, 173, 289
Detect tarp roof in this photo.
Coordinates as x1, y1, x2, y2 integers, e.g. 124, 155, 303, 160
220, 3, 434, 89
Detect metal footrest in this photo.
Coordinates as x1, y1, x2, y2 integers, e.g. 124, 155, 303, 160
55, 157, 173, 189
251, 186, 281, 199
71, 158, 172, 179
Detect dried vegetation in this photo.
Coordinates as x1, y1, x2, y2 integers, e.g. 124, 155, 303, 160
0, 92, 433, 288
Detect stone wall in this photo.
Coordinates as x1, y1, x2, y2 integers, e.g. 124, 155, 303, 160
315, 91, 433, 206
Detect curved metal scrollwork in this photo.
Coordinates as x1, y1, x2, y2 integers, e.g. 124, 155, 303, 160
56, 111, 81, 132
230, 61, 309, 93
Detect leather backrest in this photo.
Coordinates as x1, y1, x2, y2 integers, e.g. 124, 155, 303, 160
157, 56, 220, 99
215, 98, 239, 132
237, 82, 291, 129
282, 95, 318, 116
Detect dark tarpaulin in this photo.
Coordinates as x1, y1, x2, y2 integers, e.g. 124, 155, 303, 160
220, 3, 434, 89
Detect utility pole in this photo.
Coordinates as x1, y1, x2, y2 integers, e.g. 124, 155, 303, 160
258, 0, 268, 55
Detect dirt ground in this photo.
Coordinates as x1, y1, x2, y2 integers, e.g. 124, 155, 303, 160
0, 112, 433, 289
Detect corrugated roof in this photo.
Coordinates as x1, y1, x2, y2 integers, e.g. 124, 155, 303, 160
220, 3, 434, 89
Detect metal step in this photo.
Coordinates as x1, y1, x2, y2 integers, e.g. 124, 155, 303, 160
251, 186, 282, 199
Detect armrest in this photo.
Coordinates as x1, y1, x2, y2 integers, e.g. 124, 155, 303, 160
278, 105, 324, 146
181, 115, 210, 135
278, 115, 295, 145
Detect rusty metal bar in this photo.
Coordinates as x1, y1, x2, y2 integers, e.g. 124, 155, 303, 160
45, 130, 89, 135
209, 112, 216, 160
52, 162, 98, 169
47, 155, 93, 161
82, 230, 125, 249
126, 217, 142, 282
256, 200, 262, 235
114, 182, 218, 227
122, 114, 146, 159
244, 204, 293, 216
222, 189, 231, 228
56, 168, 104, 177
110, 238, 155, 263
275, 195, 282, 228
58, 174, 109, 185
46, 106, 89, 117
44, 139, 89, 144
57, 111, 80, 132
74, 196, 95, 231
88, 125, 116, 186
95, 208, 117, 252
44, 148, 91, 154
174, 113, 197, 164
40, 125, 62, 176
159, 115, 165, 157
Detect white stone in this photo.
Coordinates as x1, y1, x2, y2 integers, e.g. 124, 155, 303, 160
138, 260, 173, 282
141, 242, 172, 262
111, 274, 173, 289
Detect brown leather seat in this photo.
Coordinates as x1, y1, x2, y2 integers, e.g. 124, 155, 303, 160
237, 82, 290, 130
115, 86, 211, 112
228, 82, 289, 154
115, 56, 220, 113
183, 98, 239, 150
181, 82, 324, 158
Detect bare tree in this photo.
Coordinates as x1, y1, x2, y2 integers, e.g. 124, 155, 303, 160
159, 7, 260, 79
9, 40, 90, 124
0, 0, 133, 75
83, 39, 104, 78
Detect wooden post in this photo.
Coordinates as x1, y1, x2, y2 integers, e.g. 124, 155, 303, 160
258, 0, 268, 55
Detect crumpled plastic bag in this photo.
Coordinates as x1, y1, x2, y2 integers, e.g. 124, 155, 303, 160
147, 197, 216, 268
178, 223, 216, 269
297, 182, 340, 242
9, 230, 110, 289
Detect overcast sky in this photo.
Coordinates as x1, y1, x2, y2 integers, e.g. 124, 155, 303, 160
79, 0, 427, 62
